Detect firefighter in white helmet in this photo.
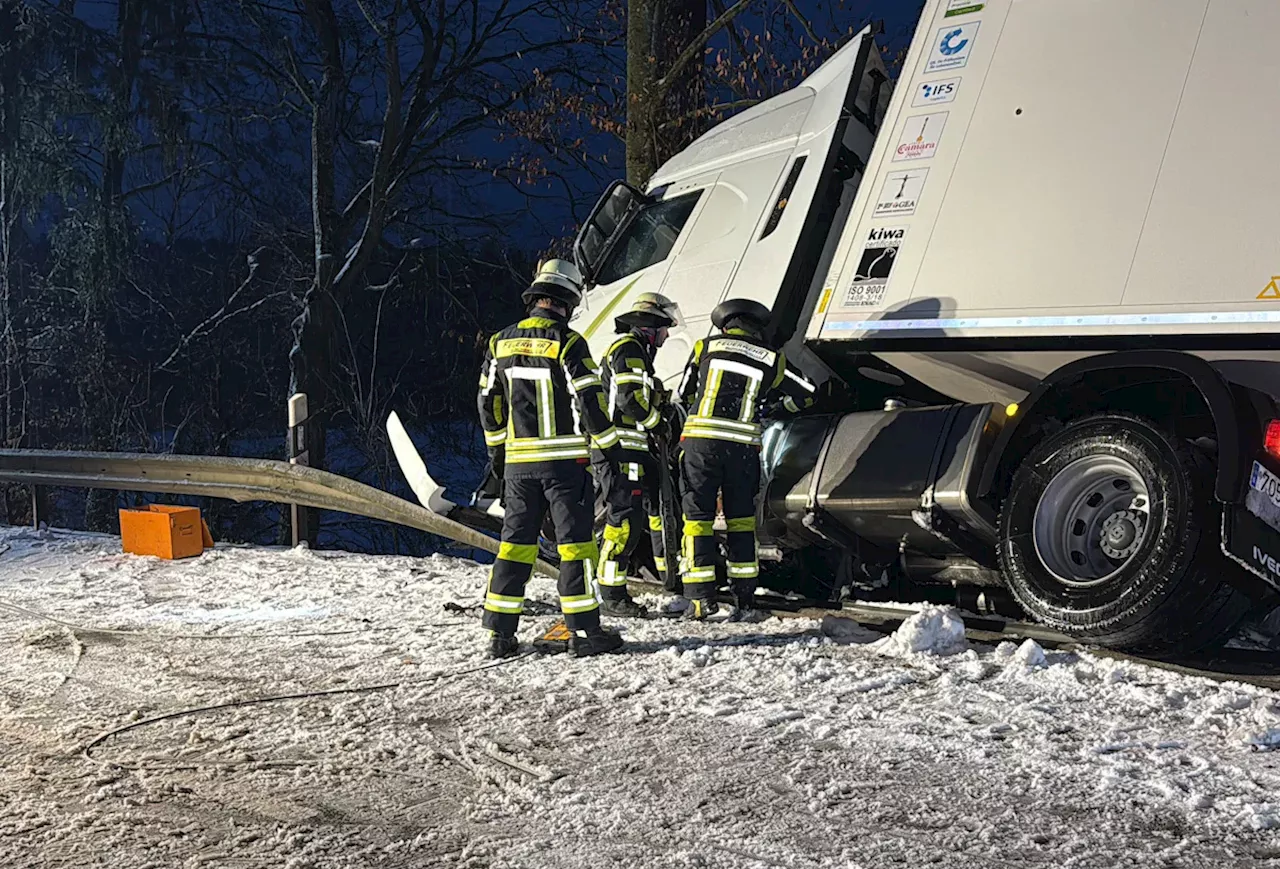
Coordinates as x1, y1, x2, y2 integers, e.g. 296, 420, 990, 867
593, 292, 682, 616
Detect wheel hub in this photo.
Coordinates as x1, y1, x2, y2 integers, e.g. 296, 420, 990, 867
1100, 510, 1145, 560
1031, 455, 1152, 587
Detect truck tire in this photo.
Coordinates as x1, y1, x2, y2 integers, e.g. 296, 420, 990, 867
998, 412, 1253, 652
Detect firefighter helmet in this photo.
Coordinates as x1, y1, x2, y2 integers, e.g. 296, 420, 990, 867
711, 298, 772, 332
615, 292, 680, 331
522, 258, 584, 307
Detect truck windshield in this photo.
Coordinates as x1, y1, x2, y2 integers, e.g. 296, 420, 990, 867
594, 191, 702, 286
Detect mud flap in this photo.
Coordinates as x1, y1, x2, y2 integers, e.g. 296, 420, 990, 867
1221, 504, 1280, 600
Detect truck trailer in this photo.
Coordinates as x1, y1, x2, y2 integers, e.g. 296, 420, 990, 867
409, 0, 1280, 652
560, 0, 1280, 653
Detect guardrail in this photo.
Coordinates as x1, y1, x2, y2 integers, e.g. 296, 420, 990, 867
0, 450, 558, 578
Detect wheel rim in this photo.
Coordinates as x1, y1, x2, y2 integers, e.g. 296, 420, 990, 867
1032, 455, 1152, 587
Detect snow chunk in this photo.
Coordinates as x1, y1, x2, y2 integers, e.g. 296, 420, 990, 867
1242, 804, 1280, 831
1014, 639, 1047, 669
873, 604, 967, 658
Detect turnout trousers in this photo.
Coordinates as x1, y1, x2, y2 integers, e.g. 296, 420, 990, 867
482, 469, 601, 635
680, 439, 762, 603
594, 454, 667, 601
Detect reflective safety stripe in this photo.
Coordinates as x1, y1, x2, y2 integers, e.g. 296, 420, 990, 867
571, 374, 602, 391
614, 373, 645, 385
684, 519, 715, 537
560, 594, 600, 614
638, 405, 661, 430
782, 396, 800, 413
484, 429, 507, 446
685, 415, 758, 433
683, 567, 717, 584
785, 368, 816, 393
727, 562, 759, 578
498, 542, 539, 563
592, 427, 621, 449
681, 427, 760, 446
509, 434, 589, 447
648, 514, 663, 532
654, 557, 667, 572
559, 541, 599, 561
484, 593, 525, 613
725, 517, 756, 533
507, 447, 591, 463
599, 560, 629, 586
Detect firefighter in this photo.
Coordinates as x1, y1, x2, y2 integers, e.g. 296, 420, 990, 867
676, 299, 817, 620
477, 259, 628, 658
594, 292, 681, 617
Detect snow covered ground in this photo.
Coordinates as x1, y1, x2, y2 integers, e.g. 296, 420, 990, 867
3, 527, 1280, 868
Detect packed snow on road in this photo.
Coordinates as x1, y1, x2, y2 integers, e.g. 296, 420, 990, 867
3, 526, 1280, 868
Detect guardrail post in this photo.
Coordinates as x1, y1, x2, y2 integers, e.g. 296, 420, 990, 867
31, 485, 45, 528
288, 393, 318, 548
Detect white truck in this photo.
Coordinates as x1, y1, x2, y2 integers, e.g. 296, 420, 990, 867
561, 0, 1280, 651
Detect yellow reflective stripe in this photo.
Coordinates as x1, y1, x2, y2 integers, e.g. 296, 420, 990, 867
484, 594, 525, 613
783, 396, 800, 413
727, 562, 759, 578
592, 427, 621, 448
496, 338, 561, 359
684, 519, 715, 537
654, 557, 667, 572
684, 567, 717, 583
624, 357, 646, 370
484, 429, 507, 446
560, 594, 600, 613
648, 514, 663, 531
599, 560, 629, 586
725, 517, 755, 533
509, 434, 588, 447
682, 427, 760, 445
494, 395, 504, 425
507, 448, 591, 462
497, 542, 539, 564
572, 374, 602, 390
638, 405, 661, 430
685, 415, 758, 432
559, 541, 599, 561
614, 373, 645, 385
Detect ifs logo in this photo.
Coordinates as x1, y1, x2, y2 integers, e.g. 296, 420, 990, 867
914, 77, 960, 106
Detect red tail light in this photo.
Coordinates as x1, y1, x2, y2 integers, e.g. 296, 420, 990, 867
1266, 420, 1280, 461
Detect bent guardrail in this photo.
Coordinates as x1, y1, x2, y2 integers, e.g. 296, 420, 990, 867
0, 450, 557, 578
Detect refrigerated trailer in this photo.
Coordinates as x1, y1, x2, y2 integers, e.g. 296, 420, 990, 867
562, 0, 1280, 651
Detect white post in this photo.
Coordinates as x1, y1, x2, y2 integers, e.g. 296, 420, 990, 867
287, 393, 316, 546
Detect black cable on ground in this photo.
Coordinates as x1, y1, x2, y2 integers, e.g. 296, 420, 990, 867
81, 650, 538, 771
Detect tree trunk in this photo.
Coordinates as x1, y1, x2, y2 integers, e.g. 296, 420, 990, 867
626, 0, 706, 187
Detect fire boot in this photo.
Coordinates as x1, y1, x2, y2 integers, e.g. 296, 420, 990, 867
567, 626, 625, 657
488, 632, 520, 659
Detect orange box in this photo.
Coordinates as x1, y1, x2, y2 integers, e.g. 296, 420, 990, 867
119, 505, 207, 560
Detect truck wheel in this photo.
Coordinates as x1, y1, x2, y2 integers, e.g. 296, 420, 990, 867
998, 412, 1252, 652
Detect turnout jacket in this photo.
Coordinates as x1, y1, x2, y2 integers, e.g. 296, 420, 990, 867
602, 333, 664, 457
677, 328, 816, 447
478, 310, 620, 477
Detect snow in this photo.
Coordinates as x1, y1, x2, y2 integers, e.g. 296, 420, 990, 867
3, 526, 1280, 867
869, 602, 968, 658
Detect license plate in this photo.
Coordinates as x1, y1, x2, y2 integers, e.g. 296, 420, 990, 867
1247, 461, 1280, 533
